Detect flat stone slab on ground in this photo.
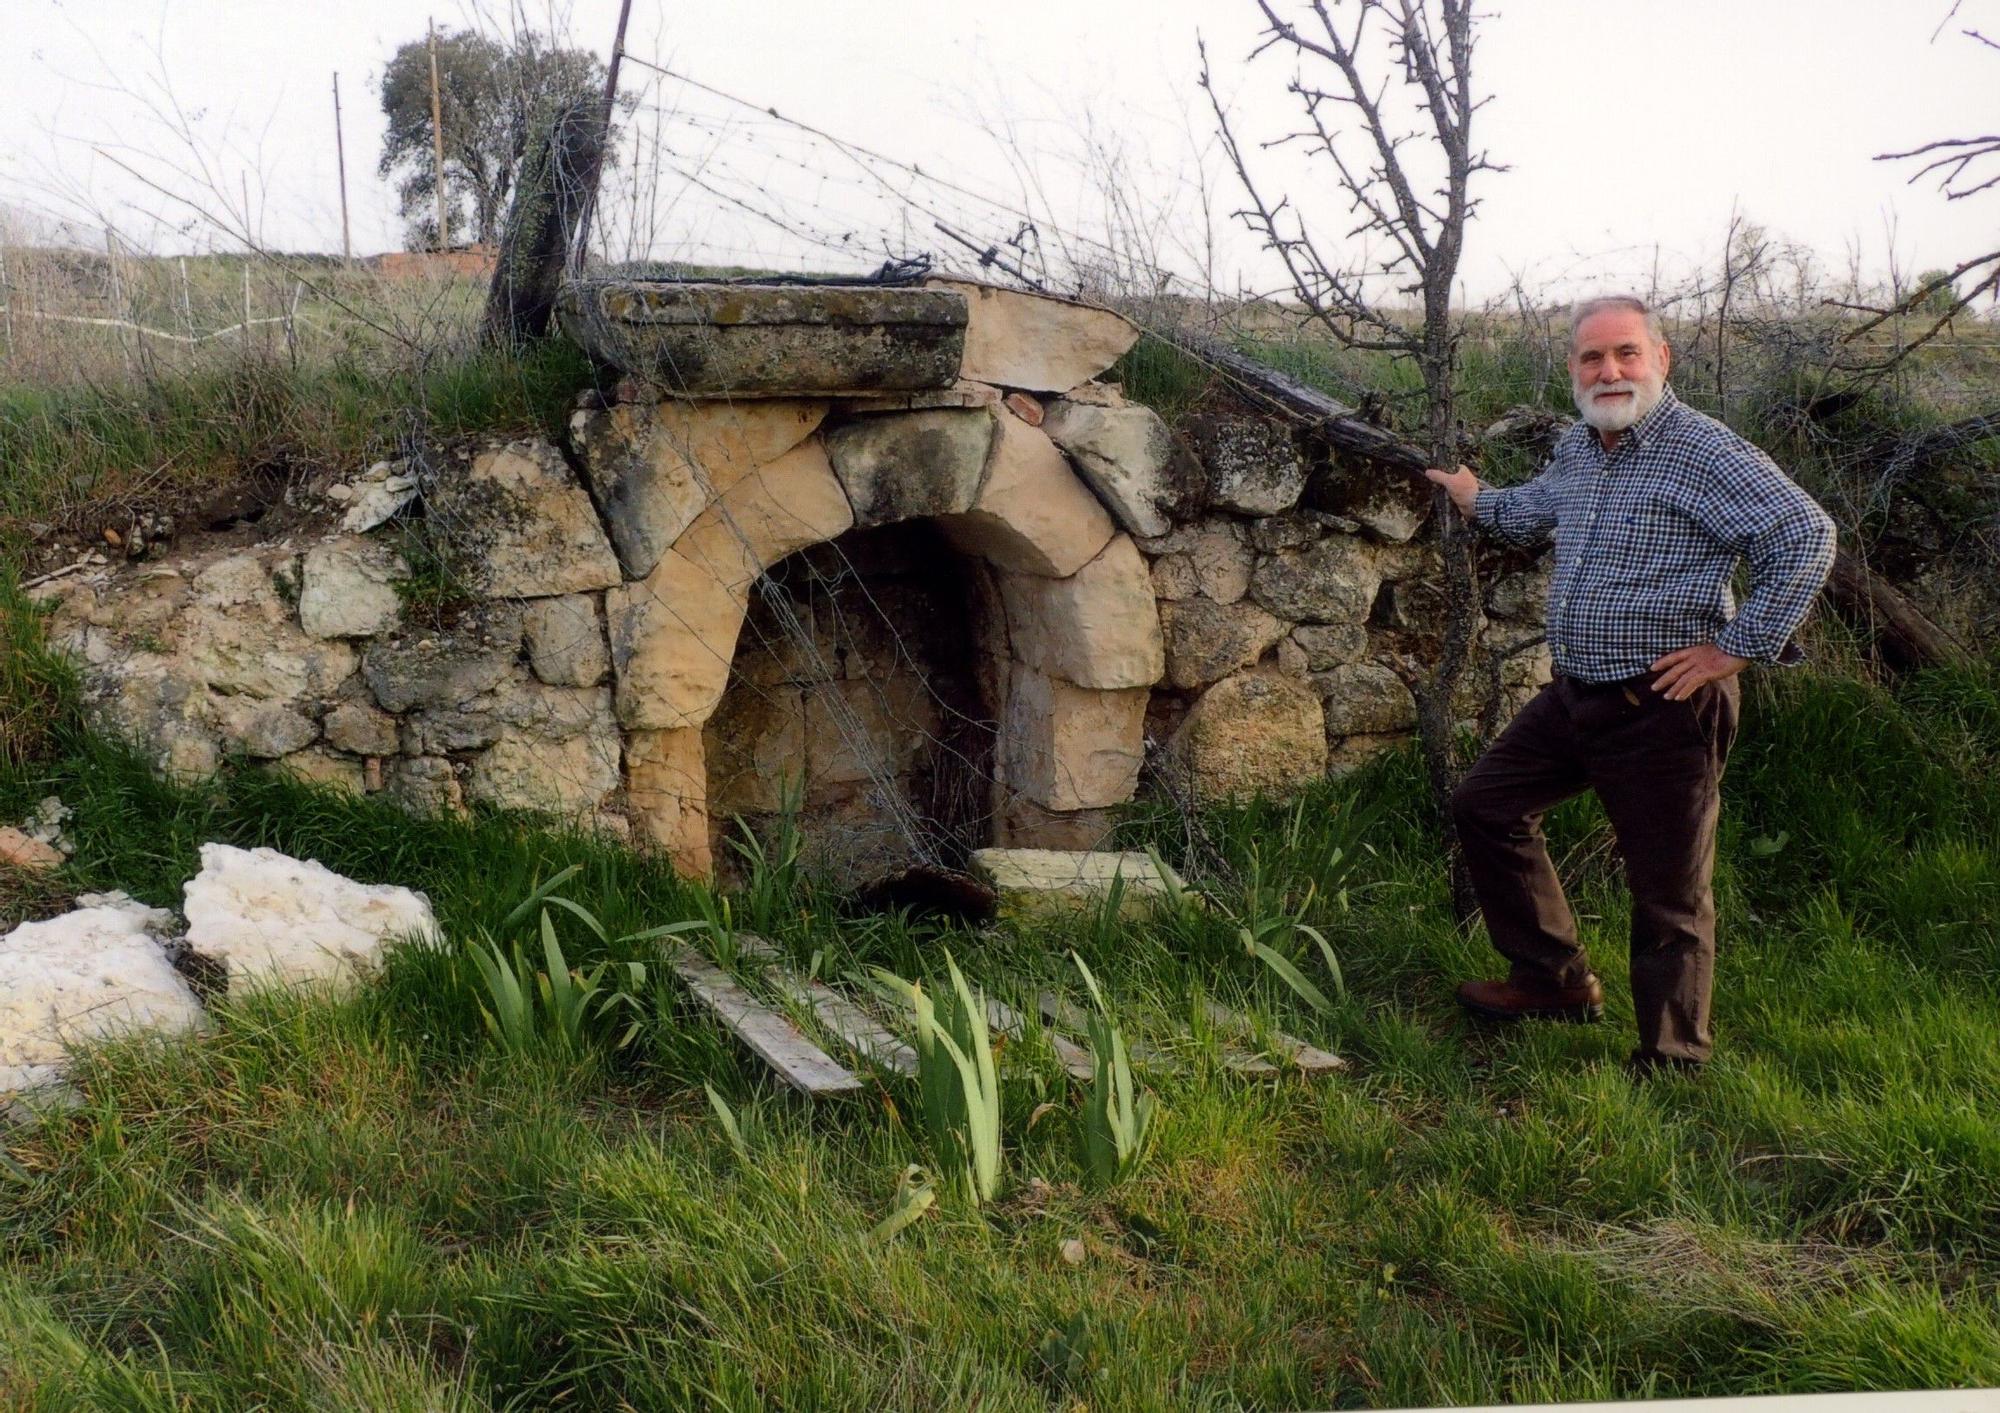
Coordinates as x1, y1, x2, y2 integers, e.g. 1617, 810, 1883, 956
968, 848, 1187, 920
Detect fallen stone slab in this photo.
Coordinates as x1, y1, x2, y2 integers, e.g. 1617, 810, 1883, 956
0, 827, 63, 873
968, 848, 1187, 921
926, 279, 1140, 393
182, 843, 440, 992
1, 895, 204, 1101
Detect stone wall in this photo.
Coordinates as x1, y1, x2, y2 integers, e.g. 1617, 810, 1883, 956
32, 278, 1551, 883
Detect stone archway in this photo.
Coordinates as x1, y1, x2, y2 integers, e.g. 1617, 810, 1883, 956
595, 395, 1162, 878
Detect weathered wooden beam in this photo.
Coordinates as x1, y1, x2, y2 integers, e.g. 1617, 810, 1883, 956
1200, 1000, 1347, 1075
983, 997, 1094, 1082
1035, 992, 1186, 1074
665, 946, 862, 1097
736, 935, 918, 1078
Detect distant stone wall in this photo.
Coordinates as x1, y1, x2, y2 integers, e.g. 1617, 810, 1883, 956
34, 279, 1550, 883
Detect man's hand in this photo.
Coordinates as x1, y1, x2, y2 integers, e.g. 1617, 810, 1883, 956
1423, 464, 1481, 521
1650, 644, 1748, 701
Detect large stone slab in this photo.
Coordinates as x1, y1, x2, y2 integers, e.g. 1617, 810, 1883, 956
1314, 661, 1418, 735
182, 843, 439, 992
522, 594, 609, 688
1167, 669, 1328, 804
926, 279, 1140, 393
427, 440, 622, 599
968, 848, 1186, 921
824, 409, 994, 527
608, 439, 854, 730
466, 730, 621, 820
570, 398, 828, 579
1, 897, 204, 1098
361, 608, 522, 714
559, 280, 968, 395
1001, 668, 1147, 812
1140, 517, 1253, 605
1041, 399, 1202, 538
936, 409, 1115, 577
997, 536, 1164, 691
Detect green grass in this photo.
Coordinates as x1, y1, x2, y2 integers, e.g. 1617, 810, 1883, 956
2, 653, 1998, 1408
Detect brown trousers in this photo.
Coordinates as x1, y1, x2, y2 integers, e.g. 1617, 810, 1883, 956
1450, 672, 1741, 1063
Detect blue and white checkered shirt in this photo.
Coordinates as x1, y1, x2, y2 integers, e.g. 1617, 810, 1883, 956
1473, 387, 1837, 683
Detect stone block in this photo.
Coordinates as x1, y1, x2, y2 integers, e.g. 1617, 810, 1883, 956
1001, 667, 1147, 812
703, 684, 806, 816
1313, 661, 1418, 734
804, 676, 934, 787
1290, 622, 1370, 670
993, 798, 1119, 853
1159, 598, 1288, 691
361, 609, 522, 714
388, 756, 464, 816
968, 848, 1186, 922
212, 699, 319, 760
997, 536, 1164, 691
299, 537, 405, 639
570, 398, 827, 579
1486, 566, 1552, 621
1041, 399, 1202, 538
1167, 669, 1328, 804
936, 410, 1114, 577
522, 594, 609, 688
1186, 414, 1307, 516
273, 748, 367, 796
824, 408, 994, 527
428, 440, 622, 599
0, 827, 62, 873
1250, 535, 1382, 624
927, 278, 1140, 393
466, 732, 621, 819
1327, 731, 1410, 777
626, 727, 712, 878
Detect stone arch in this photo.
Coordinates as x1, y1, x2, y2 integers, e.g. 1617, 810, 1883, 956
605, 401, 1164, 877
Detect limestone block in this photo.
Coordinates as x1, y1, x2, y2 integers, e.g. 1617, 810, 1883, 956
1250, 535, 1382, 624
1150, 553, 1201, 601
570, 398, 827, 579
388, 757, 464, 816
522, 594, 609, 688
703, 685, 806, 816
1138, 516, 1252, 604
180, 554, 359, 704
1327, 731, 1410, 777
968, 848, 1186, 922
211, 699, 319, 760
182, 843, 439, 993
626, 727, 713, 878
323, 698, 399, 756
299, 537, 405, 640
997, 536, 1164, 691
0, 827, 62, 873
466, 732, 621, 819
1002, 668, 1147, 812
611, 441, 853, 731
1, 899, 204, 1098
1309, 467, 1430, 543
927, 279, 1140, 393
1041, 399, 1202, 538
824, 408, 994, 527
1291, 623, 1370, 671
362, 609, 522, 714
1186, 414, 1307, 516
993, 798, 1119, 853
1167, 670, 1328, 804
1159, 598, 1288, 691
1276, 636, 1311, 678
936, 411, 1114, 577
1487, 566, 1552, 621
273, 748, 367, 796
1313, 662, 1418, 734
428, 440, 622, 598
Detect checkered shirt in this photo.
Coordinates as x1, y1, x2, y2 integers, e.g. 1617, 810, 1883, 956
1472, 386, 1837, 683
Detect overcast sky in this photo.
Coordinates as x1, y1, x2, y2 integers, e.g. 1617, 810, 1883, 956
2, 0, 1994, 304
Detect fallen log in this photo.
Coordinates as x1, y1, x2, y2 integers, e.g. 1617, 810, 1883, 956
1159, 327, 1971, 673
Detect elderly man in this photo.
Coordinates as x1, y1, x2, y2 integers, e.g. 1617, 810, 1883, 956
1425, 295, 1836, 1075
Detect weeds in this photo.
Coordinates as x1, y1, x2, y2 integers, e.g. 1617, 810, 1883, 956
874, 952, 1004, 1207
1071, 953, 1159, 1189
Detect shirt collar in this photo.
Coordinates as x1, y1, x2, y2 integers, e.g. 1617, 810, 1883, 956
1619, 384, 1681, 450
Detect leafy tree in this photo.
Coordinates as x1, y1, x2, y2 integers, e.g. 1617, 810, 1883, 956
377, 28, 607, 250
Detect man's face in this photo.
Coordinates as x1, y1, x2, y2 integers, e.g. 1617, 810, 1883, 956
1569, 308, 1671, 434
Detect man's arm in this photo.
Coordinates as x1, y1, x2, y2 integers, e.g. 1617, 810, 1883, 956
1695, 442, 1838, 665
1424, 463, 1559, 547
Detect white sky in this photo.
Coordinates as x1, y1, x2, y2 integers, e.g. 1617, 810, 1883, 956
2, 0, 1994, 304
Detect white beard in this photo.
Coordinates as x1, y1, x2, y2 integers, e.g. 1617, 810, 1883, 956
1574, 375, 1664, 433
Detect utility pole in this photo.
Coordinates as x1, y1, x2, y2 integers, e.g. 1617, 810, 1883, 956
571, 0, 633, 265
428, 20, 450, 250
333, 72, 353, 260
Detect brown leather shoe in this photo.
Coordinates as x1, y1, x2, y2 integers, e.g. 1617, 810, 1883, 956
1455, 973, 1604, 1023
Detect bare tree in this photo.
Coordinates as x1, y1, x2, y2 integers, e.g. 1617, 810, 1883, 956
1201, 0, 1500, 924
